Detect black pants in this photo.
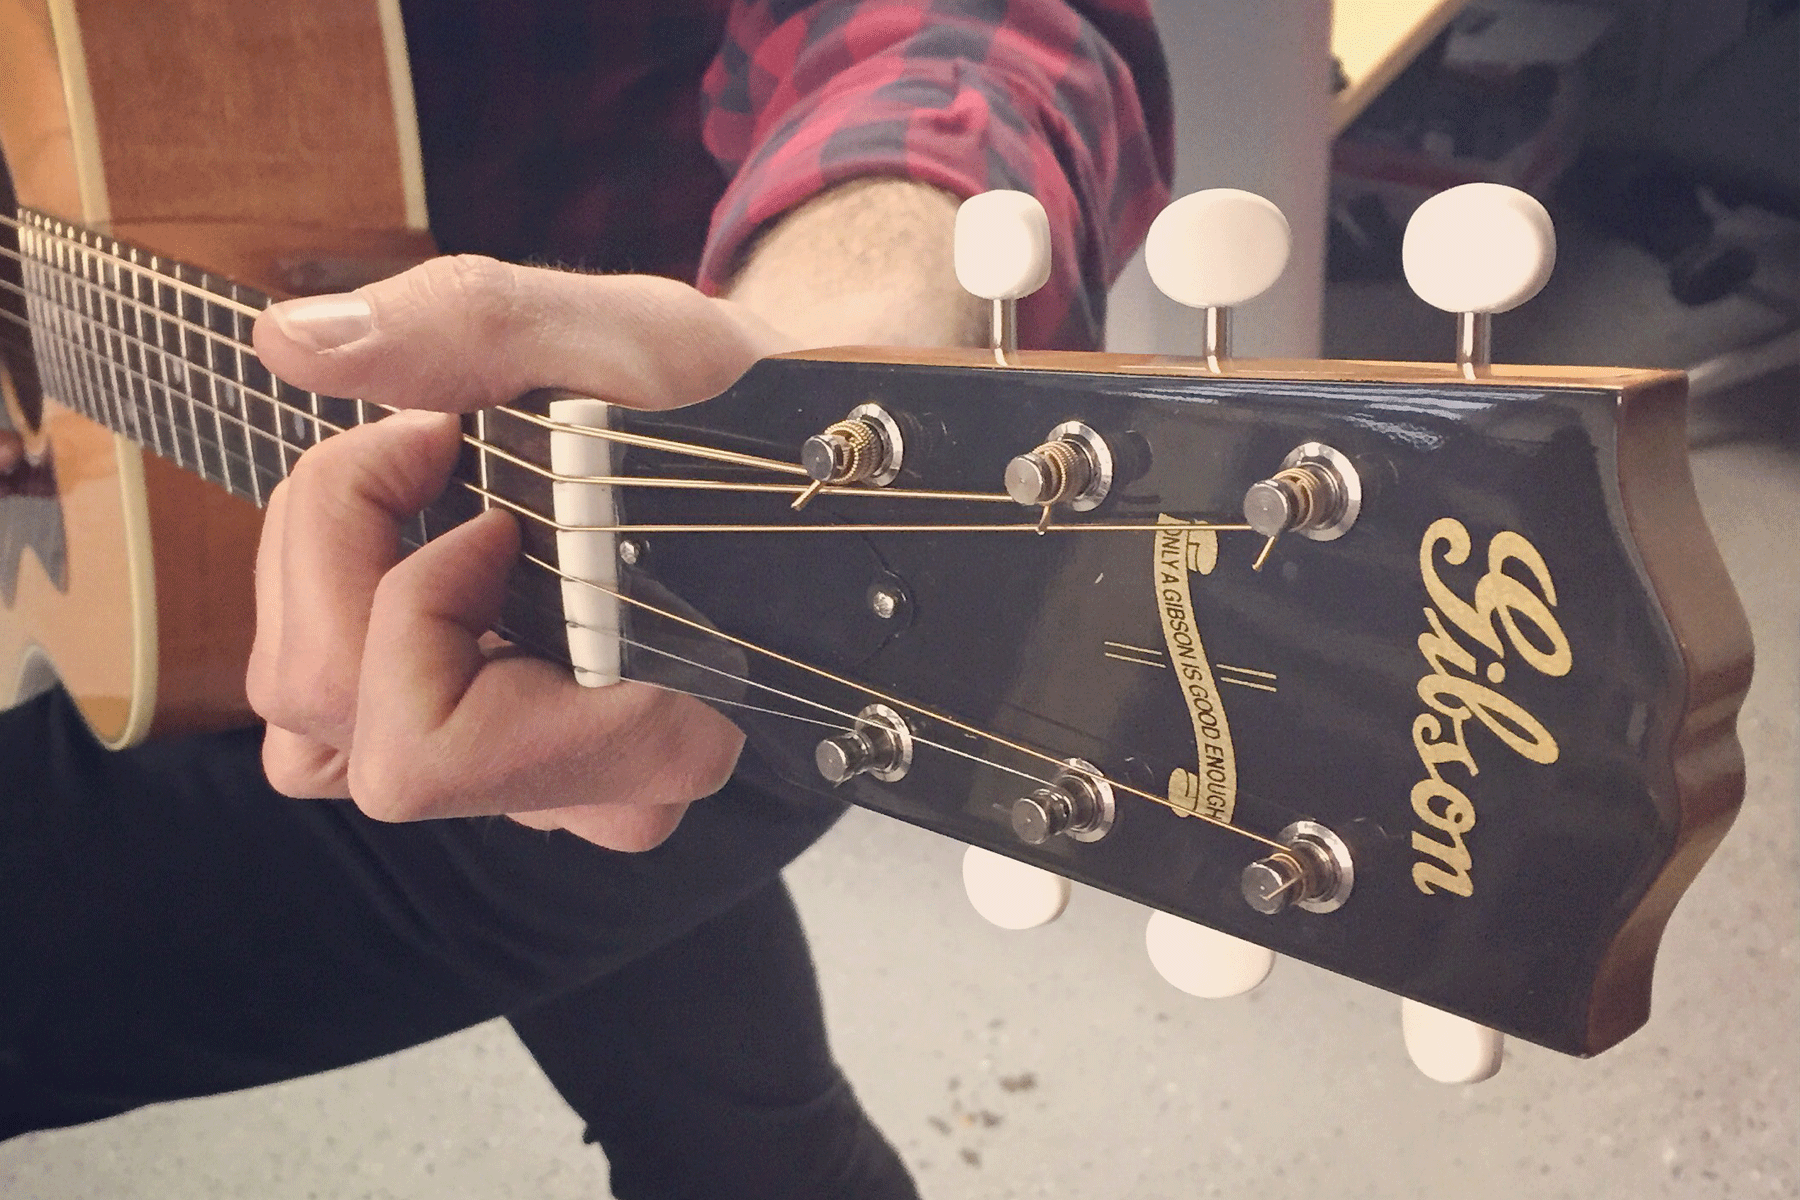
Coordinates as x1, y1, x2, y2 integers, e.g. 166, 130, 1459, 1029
0, 688, 915, 1199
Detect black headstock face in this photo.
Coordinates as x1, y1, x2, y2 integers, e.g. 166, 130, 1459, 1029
484, 349, 1749, 1059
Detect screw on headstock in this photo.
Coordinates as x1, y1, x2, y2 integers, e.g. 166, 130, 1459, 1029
953, 191, 1052, 365
1145, 189, 1291, 372
1402, 183, 1556, 379
1241, 442, 1361, 571
792, 402, 904, 511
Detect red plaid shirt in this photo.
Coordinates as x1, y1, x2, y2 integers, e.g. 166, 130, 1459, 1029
403, 0, 1171, 349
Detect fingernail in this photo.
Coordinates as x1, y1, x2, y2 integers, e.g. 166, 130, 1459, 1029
388, 409, 449, 428
269, 294, 372, 352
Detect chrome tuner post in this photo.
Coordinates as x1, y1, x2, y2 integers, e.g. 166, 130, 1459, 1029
954, 190, 1051, 364
1241, 820, 1353, 915
1145, 188, 1291, 373
1010, 759, 1115, 846
1004, 420, 1113, 533
814, 704, 914, 785
792, 402, 904, 511
1241, 441, 1361, 571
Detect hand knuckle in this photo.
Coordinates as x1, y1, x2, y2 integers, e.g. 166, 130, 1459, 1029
420, 254, 520, 336
348, 750, 449, 824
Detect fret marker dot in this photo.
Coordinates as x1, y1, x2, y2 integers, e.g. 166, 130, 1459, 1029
1487, 662, 1505, 684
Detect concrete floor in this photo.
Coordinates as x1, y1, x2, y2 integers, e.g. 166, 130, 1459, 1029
3, 214, 1796, 1197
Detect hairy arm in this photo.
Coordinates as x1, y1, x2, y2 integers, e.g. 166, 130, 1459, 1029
724, 177, 985, 350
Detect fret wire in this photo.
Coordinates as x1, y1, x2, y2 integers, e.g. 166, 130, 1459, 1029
135, 245, 195, 471
30, 276, 341, 464
75, 238, 132, 445
43, 236, 82, 423
109, 248, 165, 461
115, 247, 168, 466
143, 249, 190, 469
222, 292, 262, 504
13, 211, 266, 320
474, 408, 493, 514
23, 304, 272, 498
62, 238, 112, 433
43, 319, 263, 490
85, 240, 131, 443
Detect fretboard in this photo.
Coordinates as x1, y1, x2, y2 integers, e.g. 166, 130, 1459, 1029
8, 207, 583, 667
13, 208, 377, 509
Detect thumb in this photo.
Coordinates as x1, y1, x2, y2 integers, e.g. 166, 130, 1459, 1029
252, 255, 793, 413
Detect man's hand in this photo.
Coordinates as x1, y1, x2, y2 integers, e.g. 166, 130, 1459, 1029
246, 179, 977, 851
247, 259, 792, 850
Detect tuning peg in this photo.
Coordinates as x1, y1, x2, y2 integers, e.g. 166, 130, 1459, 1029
1144, 188, 1291, 371
1143, 910, 1275, 998
961, 845, 1071, 930
954, 190, 1051, 362
1400, 998, 1505, 1084
1401, 183, 1556, 378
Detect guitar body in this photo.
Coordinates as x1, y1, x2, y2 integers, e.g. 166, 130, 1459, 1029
0, 0, 433, 742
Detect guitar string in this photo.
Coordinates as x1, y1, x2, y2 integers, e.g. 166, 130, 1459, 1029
606, 628, 1077, 794
3, 306, 1251, 539
1, 235, 973, 496
0, 258, 1040, 507
518, 550, 1286, 851
0, 226, 1049, 508
3, 232, 1296, 852
0, 258, 818, 486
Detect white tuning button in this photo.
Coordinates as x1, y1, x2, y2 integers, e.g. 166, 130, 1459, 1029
1144, 189, 1291, 370
1143, 910, 1275, 999
1400, 998, 1505, 1084
954, 190, 1051, 361
961, 845, 1071, 930
1402, 182, 1556, 375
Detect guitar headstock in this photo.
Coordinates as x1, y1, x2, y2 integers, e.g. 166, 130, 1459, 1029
465, 186, 1751, 1083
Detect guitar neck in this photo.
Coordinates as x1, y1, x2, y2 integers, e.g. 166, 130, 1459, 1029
10, 208, 373, 510
7, 205, 590, 677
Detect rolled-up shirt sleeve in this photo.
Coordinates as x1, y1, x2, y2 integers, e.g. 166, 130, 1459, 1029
698, 0, 1173, 350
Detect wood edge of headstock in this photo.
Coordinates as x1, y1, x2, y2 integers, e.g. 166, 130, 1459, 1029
1581, 373, 1754, 1054
775, 346, 1687, 391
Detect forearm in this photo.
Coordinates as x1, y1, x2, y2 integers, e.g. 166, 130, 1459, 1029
700, 0, 1171, 351
723, 177, 985, 351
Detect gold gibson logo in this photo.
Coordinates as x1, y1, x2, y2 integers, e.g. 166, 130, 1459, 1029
1411, 518, 1572, 896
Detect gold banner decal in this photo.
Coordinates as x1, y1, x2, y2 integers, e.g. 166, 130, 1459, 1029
1154, 516, 1237, 823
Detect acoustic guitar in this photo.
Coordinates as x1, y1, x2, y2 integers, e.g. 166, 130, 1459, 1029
0, 0, 1753, 1083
